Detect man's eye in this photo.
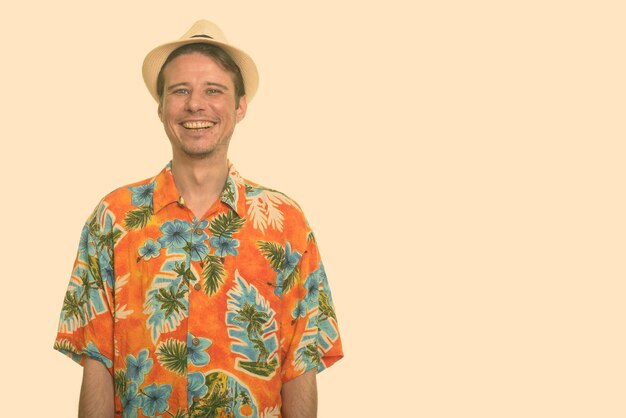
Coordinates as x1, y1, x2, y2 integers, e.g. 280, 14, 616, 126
174, 89, 189, 95
207, 89, 222, 95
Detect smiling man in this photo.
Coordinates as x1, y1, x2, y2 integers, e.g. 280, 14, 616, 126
54, 20, 343, 418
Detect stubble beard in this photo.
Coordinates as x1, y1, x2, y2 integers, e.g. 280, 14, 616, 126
177, 128, 235, 161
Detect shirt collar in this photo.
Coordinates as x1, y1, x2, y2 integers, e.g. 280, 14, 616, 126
151, 161, 245, 217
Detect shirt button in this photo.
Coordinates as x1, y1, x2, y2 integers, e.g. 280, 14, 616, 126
193, 283, 201, 291
194, 228, 203, 235
192, 337, 200, 346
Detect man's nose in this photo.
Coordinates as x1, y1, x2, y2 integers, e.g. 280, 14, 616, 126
185, 91, 204, 112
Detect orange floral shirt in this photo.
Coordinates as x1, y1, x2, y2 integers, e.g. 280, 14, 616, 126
55, 162, 343, 418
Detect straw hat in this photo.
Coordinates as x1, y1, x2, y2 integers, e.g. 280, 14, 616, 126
142, 20, 259, 102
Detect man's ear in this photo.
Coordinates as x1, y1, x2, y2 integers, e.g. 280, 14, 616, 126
236, 95, 247, 123
158, 101, 163, 122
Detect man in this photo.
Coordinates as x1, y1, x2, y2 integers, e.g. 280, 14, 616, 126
54, 20, 343, 418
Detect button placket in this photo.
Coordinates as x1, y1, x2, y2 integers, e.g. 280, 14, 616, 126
186, 218, 210, 410
190, 219, 205, 286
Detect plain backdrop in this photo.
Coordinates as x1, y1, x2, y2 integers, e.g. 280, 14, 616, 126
1, 1, 625, 417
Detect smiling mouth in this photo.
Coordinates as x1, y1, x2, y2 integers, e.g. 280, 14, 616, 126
181, 121, 216, 130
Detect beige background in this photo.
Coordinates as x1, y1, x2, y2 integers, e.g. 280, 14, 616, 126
1, 0, 625, 417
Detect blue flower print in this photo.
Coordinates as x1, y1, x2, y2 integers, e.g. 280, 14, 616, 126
121, 382, 142, 418
78, 224, 90, 259
316, 262, 332, 296
187, 333, 212, 366
187, 372, 208, 406
129, 182, 155, 208
102, 264, 115, 289
273, 242, 302, 296
303, 274, 319, 311
209, 235, 239, 257
84, 342, 113, 368
291, 300, 307, 323
99, 248, 115, 289
274, 270, 285, 297
187, 219, 209, 260
189, 241, 209, 261
193, 219, 209, 230
126, 349, 153, 385
138, 239, 162, 260
189, 234, 209, 261
141, 383, 172, 417
158, 220, 192, 250
284, 242, 300, 273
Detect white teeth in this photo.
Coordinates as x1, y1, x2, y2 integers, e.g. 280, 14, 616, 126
182, 121, 215, 129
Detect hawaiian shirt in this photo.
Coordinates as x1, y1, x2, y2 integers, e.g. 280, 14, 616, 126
54, 162, 343, 418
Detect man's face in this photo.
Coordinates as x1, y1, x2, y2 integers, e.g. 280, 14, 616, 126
158, 52, 247, 160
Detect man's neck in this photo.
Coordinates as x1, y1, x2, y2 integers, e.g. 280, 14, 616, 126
170, 153, 229, 219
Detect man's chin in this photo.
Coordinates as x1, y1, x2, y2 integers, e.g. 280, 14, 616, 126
182, 149, 217, 160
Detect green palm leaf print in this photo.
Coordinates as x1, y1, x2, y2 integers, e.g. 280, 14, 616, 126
87, 254, 104, 290
190, 386, 233, 418
282, 266, 300, 294
62, 290, 86, 324
256, 241, 286, 271
97, 229, 123, 252
124, 206, 153, 230
156, 339, 187, 375
202, 255, 226, 295
319, 290, 337, 321
208, 210, 245, 238
232, 302, 269, 340
303, 343, 321, 366
113, 370, 127, 396
53, 339, 77, 354
155, 287, 187, 318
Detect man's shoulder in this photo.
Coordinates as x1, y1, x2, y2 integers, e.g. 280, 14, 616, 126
240, 176, 305, 213
103, 174, 156, 204
236, 175, 313, 236
85, 174, 158, 225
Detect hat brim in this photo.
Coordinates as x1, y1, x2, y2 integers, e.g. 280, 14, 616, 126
142, 38, 259, 103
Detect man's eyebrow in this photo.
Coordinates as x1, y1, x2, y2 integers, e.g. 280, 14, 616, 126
166, 82, 190, 92
166, 82, 229, 91
205, 82, 229, 90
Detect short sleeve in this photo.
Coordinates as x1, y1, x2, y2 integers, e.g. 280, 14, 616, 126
280, 230, 344, 382
53, 213, 116, 373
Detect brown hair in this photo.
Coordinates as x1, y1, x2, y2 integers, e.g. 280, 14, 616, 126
156, 43, 246, 107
